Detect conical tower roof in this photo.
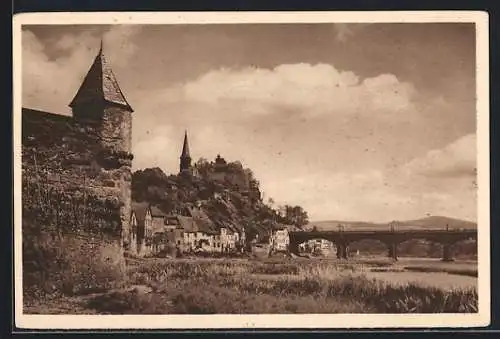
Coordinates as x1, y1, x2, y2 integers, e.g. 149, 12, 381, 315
69, 40, 133, 112
181, 130, 191, 159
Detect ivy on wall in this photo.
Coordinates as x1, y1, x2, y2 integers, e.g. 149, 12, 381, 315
22, 178, 123, 238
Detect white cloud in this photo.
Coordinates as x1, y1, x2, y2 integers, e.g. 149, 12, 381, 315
178, 63, 416, 118
22, 26, 142, 114
403, 133, 476, 178
262, 134, 477, 223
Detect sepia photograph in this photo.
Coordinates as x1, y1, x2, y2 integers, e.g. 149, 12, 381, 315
13, 11, 489, 329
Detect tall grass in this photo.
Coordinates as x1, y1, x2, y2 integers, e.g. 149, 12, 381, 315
85, 259, 477, 314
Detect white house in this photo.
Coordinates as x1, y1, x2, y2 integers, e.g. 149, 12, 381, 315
220, 227, 239, 252
269, 225, 291, 252
129, 202, 156, 257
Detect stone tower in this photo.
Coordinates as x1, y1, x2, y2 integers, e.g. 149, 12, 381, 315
179, 130, 192, 175
68, 40, 134, 246
69, 40, 133, 153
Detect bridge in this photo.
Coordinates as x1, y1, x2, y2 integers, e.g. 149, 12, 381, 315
288, 228, 477, 262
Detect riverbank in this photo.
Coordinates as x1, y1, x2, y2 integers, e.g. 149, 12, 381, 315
24, 257, 478, 314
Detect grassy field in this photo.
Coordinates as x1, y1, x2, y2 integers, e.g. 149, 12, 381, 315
24, 257, 478, 315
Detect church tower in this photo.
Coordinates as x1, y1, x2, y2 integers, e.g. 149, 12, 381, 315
69, 40, 133, 154
180, 130, 193, 175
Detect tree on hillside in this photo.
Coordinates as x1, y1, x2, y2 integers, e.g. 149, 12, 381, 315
277, 205, 286, 219
244, 168, 259, 186
195, 157, 211, 177
267, 197, 275, 208
227, 161, 244, 172
132, 167, 170, 202
283, 205, 309, 227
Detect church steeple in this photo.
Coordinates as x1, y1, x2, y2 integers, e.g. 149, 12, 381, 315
181, 130, 191, 159
69, 39, 133, 113
179, 130, 192, 175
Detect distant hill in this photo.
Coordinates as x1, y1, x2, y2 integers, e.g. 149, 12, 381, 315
308, 216, 477, 231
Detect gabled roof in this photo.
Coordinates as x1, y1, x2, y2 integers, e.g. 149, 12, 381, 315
131, 202, 150, 227
69, 41, 133, 112
217, 220, 240, 234
175, 214, 218, 235
186, 206, 219, 233
150, 206, 166, 218
164, 215, 181, 227
177, 216, 199, 232
187, 206, 210, 221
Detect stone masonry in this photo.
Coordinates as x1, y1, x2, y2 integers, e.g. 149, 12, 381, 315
22, 42, 134, 247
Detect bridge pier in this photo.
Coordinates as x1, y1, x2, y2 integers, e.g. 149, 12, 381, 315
336, 243, 349, 260
289, 241, 299, 256
387, 243, 398, 261
442, 244, 454, 262
288, 229, 476, 262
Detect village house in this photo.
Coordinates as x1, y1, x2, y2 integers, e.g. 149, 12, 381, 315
130, 201, 247, 256
129, 202, 168, 257
163, 214, 185, 249
222, 221, 246, 253
175, 203, 244, 254
179, 215, 219, 253
129, 202, 153, 257
300, 239, 336, 256
268, 224, 293, 253
219, 225, 240, 253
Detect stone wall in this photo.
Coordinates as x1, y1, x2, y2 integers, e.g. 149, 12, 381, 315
22, 108, 133, 245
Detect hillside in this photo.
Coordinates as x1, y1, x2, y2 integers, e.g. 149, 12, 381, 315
309, 216, 477, 231
399, 216, 477, 230
131, 157, 308, 242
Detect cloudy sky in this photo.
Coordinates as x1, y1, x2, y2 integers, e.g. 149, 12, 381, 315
21, 23, 477, 222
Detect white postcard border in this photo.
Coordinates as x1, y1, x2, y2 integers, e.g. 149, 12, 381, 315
12, 11, 490, 329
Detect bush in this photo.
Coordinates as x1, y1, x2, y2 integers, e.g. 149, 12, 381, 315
86, 289, 170, 314
250, 262, 300, 275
